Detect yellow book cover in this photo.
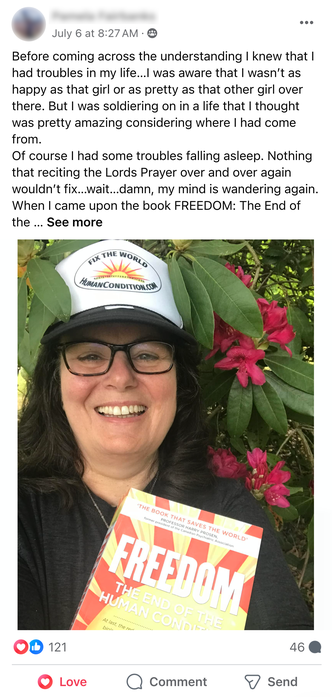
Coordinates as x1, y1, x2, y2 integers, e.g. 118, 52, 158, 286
71, 489, 263, 631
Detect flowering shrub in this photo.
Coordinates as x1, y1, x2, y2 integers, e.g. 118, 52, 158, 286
208, 446, 291, 508
206, 264, 296, 388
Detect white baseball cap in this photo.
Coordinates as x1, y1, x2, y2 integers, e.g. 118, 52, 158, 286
41, 240, 195, 345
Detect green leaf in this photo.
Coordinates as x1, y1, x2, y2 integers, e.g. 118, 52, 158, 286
199, 256, 228, 266
264, 354, 314, 394
18, 276, 28, 348
263, 246, 285, 258
285, 407, 314, 426
300, 268, 313, 288
40, 239, 99, 260
252, 382, 288, 434
181, 267, 214, 348
287, 486, 303, 496
143, 240, 158, 251
288, 306, 313, 346
27, 258, 71, 322
189, 241, 246, 256
193, 257, 263, 337
18, 330, 37, 375
202, 370, 235, 407
273, 504, 299, 521
177, 256, 192, 271
285, 553, 303, 569
289, 494, 313, 522
28, 295, 56, 356
264, 371, 314, 416
266, 453, 281, 467
246, 431, 260, 451
229, 437, 247, 455
246, 407, 270, 450
302, 561, 313, 584
307, 517, 314, 556
227, 377, 253, 437
18, 239, 35, 265
168, 257, 193, 333
287, 306, 302, 355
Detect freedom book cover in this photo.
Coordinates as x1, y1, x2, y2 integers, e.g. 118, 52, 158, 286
71, 488, 263, 631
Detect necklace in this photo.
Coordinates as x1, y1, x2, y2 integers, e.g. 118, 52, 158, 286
83, 472, 159, 530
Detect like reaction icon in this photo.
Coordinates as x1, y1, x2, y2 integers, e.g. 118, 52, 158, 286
38, 675, 53, 690
30, 639, 44, 654
14, 639, 29, 654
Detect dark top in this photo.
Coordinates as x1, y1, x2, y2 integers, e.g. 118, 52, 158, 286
18, 477, 313, 630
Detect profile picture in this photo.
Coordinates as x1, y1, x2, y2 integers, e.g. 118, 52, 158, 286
12, 7, 45, 41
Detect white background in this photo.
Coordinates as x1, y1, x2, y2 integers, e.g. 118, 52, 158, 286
1, 2, 331, 695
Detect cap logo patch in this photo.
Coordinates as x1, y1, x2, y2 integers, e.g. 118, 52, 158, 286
74, 248, 162, 293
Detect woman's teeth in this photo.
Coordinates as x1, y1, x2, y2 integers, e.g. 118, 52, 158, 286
96, 405, 146, 417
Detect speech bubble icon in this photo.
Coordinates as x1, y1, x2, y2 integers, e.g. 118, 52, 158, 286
245, 675, 261, 690
309, 641, 321, 653
126, 674, 143, 690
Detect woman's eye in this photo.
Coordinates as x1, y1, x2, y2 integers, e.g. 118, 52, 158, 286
78, 353, 104, 362
135, 352, 158, 362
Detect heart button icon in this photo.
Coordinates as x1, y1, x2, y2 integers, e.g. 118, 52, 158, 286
38, 675, 53, 689
13, 640, 29, 654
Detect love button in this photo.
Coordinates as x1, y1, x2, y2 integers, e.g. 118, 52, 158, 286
38, 674, 53, 689
60, 677, 87, 687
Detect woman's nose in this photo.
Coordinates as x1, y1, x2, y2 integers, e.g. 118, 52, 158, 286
103, 350, 138, 389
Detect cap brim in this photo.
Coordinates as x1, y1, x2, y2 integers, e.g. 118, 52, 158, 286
41, 306, 197, 345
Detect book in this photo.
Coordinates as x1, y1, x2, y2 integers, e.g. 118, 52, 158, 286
71, 488, 263, 631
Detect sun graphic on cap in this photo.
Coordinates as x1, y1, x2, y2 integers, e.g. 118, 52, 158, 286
93, 260, 147, 282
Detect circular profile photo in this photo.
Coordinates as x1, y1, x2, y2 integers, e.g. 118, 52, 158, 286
12, 7, 46, 41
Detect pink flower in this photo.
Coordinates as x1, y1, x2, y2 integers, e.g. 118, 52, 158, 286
267, 325, 296, 356
267, 461, 290, 485
247, 447, 268, 470
226, 263, 253, 288
205, 313, 243, 360
257, 299, 295, 356
208, 446, 247, 479
264, 484, 290, 508
245, 449, 268, 492
215, 341, 266, 388
245, 448, 291, 508
257, 299, 284, 332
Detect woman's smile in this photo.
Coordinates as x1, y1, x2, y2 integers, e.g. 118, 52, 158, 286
95, 403, 147, 417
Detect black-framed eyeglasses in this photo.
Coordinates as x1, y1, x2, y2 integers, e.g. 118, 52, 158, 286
59, 340, 175, 376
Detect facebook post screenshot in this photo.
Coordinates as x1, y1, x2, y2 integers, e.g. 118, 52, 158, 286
3, 1, 330, 695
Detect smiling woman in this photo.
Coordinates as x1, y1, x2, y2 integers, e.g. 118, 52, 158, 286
18, 240, 312, 631
59, 324, 177, 501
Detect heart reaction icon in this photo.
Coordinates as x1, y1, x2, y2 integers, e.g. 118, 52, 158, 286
38, 675, 53, 689
13, 640, 29, 654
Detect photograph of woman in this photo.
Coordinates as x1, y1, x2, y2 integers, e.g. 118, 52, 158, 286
18, 239, 313, 630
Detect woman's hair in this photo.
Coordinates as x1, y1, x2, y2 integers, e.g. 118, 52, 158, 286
18, 335, 214, 505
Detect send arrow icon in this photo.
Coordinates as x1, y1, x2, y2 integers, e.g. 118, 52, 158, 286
244, 675, 261, 690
